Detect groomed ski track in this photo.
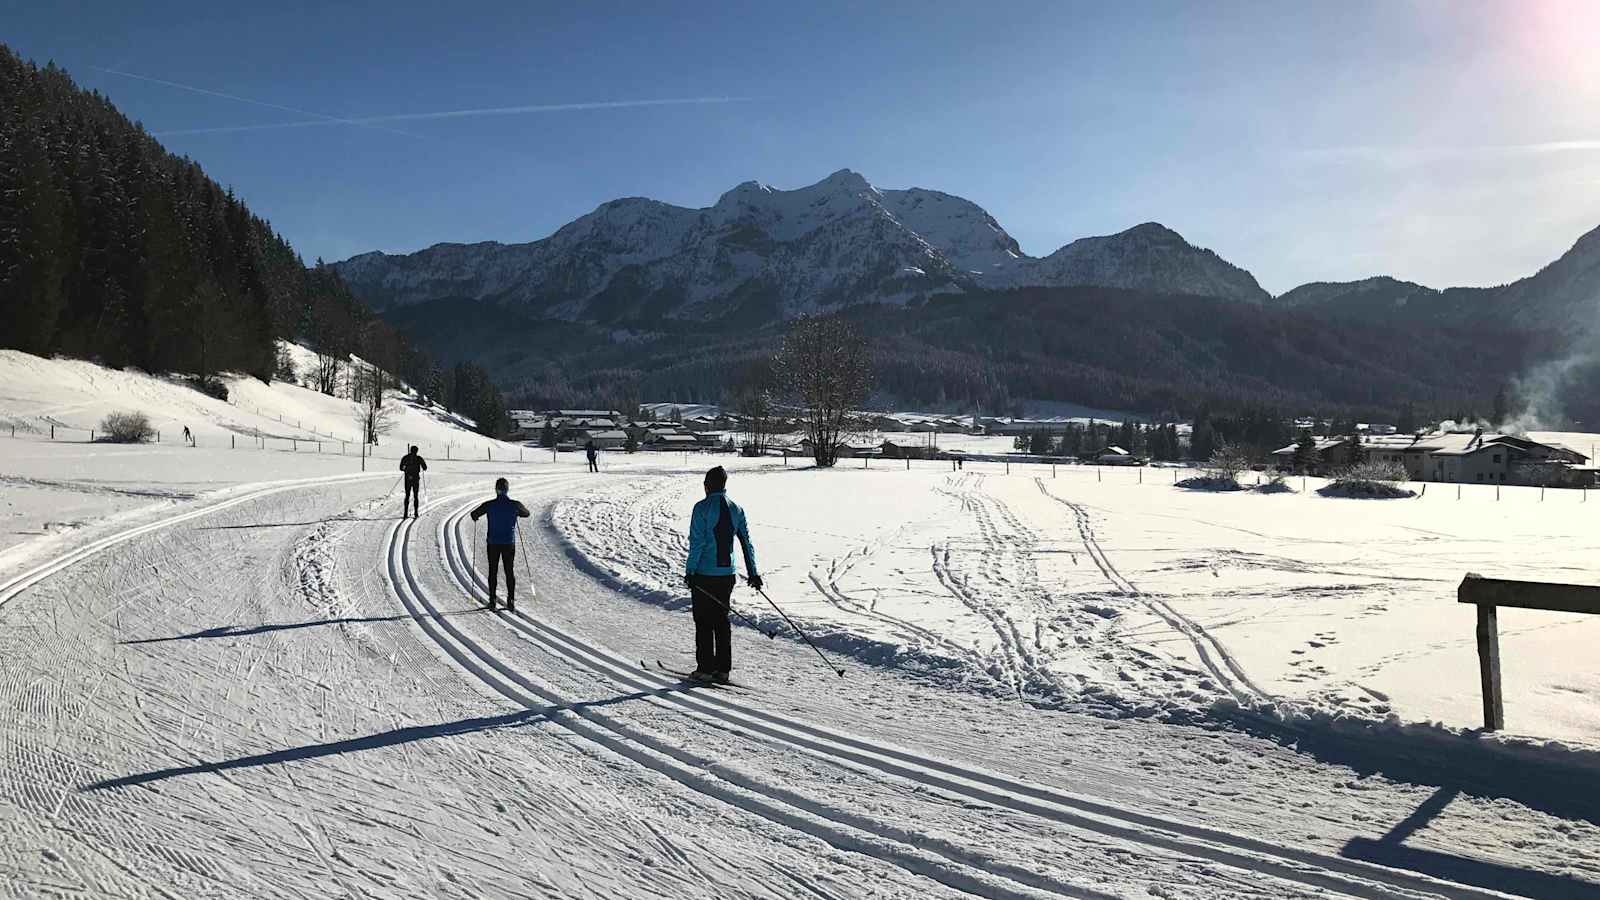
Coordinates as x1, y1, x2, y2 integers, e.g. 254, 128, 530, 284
383, 477, 1516, 900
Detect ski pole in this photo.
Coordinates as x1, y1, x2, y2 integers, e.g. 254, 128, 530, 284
690, 581, 777, 639
746, 579, 845, 677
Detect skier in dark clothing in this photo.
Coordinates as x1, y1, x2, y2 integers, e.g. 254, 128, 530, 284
585, 440, 599, 473
399, 446, 427, 519
683, 465, 760, 683
470, 477, 530, 610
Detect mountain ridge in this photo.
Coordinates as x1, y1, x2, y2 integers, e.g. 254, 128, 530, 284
332, 169, 1270, 321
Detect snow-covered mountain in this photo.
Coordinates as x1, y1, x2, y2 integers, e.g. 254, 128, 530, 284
333, 170, 1267, 322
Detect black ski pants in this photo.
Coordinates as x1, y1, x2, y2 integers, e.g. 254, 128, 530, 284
403, 476, 421, 516
587, 456, 599, 473
689, 574, 736, 674
487, 543, 516, 601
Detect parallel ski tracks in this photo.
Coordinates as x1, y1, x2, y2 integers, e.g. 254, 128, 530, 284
1033, 478, 1269, 705
0, 470, 392, 612
391, 483, 1106, 900
392, 482, 1510, 900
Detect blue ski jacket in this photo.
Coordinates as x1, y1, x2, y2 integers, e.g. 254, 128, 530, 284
470, 494, 530, 545
685, 491, 758, 578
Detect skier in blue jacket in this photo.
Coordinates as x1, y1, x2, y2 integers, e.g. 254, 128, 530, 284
684, 465, 761, 683
469, 478, 530, 611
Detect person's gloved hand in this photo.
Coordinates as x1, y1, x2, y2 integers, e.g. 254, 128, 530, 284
748, 574, 764, 592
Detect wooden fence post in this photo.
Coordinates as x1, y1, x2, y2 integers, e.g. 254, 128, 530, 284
1476, 603, 1504, 731
232, 435, 236, 449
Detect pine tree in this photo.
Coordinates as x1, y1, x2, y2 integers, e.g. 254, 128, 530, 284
1291, 428, 1316, 474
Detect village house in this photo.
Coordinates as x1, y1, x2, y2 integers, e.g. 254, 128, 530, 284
1270, 437, 1358, 474
1281, 429, 1594, 486
1095, 445, 1144, 466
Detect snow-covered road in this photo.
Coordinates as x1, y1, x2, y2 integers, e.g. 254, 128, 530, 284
4, 449, 1597, 898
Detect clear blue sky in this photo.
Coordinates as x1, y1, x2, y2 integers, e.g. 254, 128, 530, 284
10, 0, 1600, 293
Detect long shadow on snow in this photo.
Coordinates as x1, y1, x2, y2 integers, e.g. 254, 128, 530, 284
80, 684, 707, 792
1344, 786, 1600, 899
119, 608, 487, 644
1213, 705, 1600, 829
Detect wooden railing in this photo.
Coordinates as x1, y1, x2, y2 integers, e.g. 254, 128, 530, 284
1457, 573, 1600, 730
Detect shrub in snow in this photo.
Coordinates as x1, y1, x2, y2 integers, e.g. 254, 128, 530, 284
1177, 443, 1252, 491
1319, 460, 1415, 498
1255, 471, 1294, 493
1176, 474, 1245, 491
187, 376, 229, 402
99, 411, 154, 443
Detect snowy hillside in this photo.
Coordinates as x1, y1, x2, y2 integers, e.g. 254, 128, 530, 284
0, 343, 519, 462
334, 170, 1268, 322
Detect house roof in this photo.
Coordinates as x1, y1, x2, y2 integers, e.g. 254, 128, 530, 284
587, 430, 629, 440
1100, 446, 1131, 456
1271, 438, 1349, 455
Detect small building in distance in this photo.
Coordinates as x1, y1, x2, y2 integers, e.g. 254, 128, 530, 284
1270, 437, 1357, 474
1095, 445, 1145, 466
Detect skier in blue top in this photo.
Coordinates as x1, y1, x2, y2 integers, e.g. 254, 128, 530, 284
684, 465, 761, 683
469, 477, 530, 611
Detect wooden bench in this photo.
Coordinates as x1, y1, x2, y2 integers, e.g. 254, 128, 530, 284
1457, 573, 1600, 730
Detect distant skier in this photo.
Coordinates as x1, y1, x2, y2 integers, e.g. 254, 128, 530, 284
586, 440, 599, 473
684, 465, 761, 683
399, 445, 427, 519
182, 425, 192, 446
470, 477, 530, 611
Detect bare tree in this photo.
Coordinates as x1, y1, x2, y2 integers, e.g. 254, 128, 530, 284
773, 315, 873, 467
727, 359, 778, 456
350, 362, 397, 446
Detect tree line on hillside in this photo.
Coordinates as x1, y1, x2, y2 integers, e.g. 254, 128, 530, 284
384, 282, 1523, 431
0, 46, 509, 440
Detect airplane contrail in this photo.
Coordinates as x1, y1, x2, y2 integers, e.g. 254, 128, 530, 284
93, 65, 425, 139
93, 65, 748, 139
152, 96, 752, 136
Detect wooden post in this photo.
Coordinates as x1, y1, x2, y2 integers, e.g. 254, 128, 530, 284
1139, 468, 1143, 484
50, 425, 54, 439
1496, 484, 1501, 501
1097, 467, 1101, 483
1457, 484, 1461, 500
232, 435, 236, 450
905, 457, 909, 471
90, 430, 95, 442
292, 439, 297, 452
1005, 461, 1010, 475
1476, 603, 1504, 731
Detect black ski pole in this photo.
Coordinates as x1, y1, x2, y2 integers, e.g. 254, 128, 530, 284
748, 580, 845, 677
690, 581, 777, 639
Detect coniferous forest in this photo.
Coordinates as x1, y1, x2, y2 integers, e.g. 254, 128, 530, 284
0, 46, 507, 435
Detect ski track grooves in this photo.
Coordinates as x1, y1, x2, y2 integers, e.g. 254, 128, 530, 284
0, 471, 390, 611
392, 483, 1103, 900
415, 483, 1505, 900
1033, 478, 1269, 704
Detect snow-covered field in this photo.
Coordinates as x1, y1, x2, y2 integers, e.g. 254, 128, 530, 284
556, 462, 1600, 750
5, 350, 1600, 898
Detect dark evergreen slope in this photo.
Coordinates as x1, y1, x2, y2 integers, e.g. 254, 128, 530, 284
385, 285, 1524, 420
0, 46, 382, 383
